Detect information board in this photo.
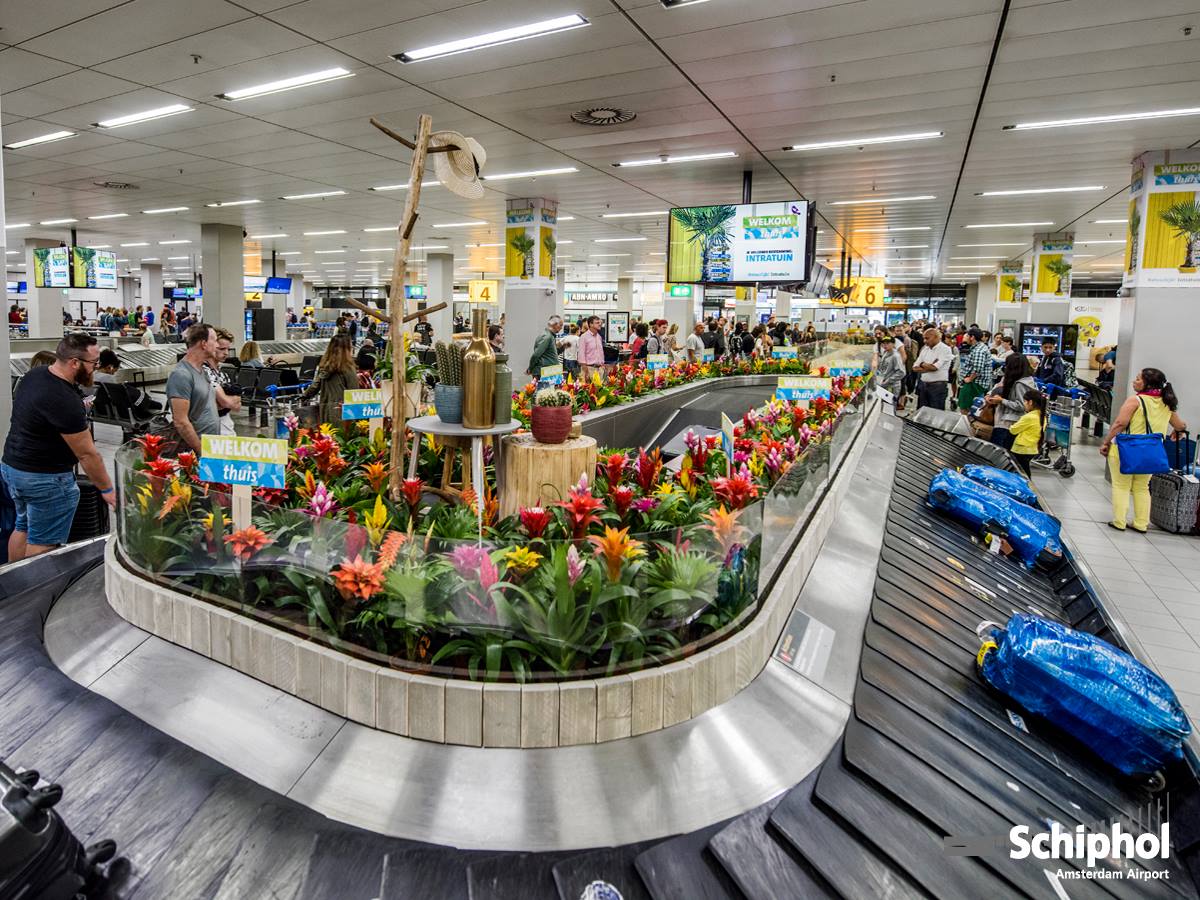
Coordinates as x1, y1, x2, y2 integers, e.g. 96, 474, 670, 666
776, 375, 832, 403
342, 388, 383, 420
198, 435, 287, 489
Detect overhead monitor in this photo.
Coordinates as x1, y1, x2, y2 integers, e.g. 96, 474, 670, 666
71, 246, 118, 289
667, 200, 814, 285
265, 276, 292, 294
244, 275, 268, 293
7, 281, 28, 294
32, 247, 70, 288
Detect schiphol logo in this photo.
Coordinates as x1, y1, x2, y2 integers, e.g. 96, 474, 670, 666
945, 802, 1175, 888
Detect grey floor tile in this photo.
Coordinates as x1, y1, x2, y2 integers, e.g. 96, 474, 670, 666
1128, 626, 1200, 652
1150, 664, 1200, 697
1144, 644, 1200, 676
1109, 593, 1172, 615
1119, 610, 1186, 633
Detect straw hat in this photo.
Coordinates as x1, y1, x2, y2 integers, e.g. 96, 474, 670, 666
428, 130, 486, 199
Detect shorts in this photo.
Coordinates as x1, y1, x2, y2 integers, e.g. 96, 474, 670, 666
1, 464, 80, 546
957, 380, 988, 411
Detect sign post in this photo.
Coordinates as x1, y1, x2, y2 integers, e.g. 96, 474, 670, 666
720, 412, 735, 476
198, 435, 288, 530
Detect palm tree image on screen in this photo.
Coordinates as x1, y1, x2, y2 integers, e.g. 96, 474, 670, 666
1045, 257, 1072, 295
510, 233, 535, 278
1002, 275, 1022, 301
543, 234, 557, 279
672, 205, 736, 282
1159, 200, 1200, 273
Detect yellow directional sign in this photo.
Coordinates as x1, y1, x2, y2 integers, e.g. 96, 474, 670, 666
823, 276, 885, 306
469, 279, 499, 303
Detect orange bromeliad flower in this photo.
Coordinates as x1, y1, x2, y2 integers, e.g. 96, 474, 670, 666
224, 526, 270, 561
702, 505, 747, 557
377, 530, 407, 570
588, 525, 644, 581
362, 461, 389, 493
332, 554, 385, 602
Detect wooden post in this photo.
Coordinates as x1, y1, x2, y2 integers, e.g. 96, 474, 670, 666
380, 113, 434, 501
231, 484, 252, 531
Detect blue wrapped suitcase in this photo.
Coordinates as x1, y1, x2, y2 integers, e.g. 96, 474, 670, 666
977, 614, 1191, 778
959, 464, 1040, 508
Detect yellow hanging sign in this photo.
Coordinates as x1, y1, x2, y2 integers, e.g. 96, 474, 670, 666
824, 276, 885, 306
469, 279, 498, 304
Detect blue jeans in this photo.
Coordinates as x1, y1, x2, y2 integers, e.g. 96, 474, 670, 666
1, 464, 79, 546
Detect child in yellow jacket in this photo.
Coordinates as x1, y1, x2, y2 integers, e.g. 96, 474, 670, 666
1009, 391, 1047, 476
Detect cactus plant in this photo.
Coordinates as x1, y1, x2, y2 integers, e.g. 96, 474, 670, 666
434, 341, 464, 386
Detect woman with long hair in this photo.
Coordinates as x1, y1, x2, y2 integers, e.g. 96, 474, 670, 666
1101, 367, 1187, 533
984, 352, 1036, 449
301, 334, 358, 424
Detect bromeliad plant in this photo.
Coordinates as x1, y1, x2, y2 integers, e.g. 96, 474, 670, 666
116, 357, 870, 682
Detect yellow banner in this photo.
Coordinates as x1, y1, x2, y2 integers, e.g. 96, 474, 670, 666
201, 435, 287, 465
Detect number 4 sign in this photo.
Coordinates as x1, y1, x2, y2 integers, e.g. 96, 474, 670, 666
469, 279, 498, 303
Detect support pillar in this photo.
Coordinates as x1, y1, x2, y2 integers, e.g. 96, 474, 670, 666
425, 252, 454, 342
24, 237, 65, 340
973, 275, 999, 332
140, 264, 162, 321
506, 287, 557, 379
665, 285, 696, 337
1116, 148, 1200, 430
774, 289, 791, 321
1027, 233, 1073, 326
286, 273, 305, 334
200, 223, 244, 334
617, 277, 634, 315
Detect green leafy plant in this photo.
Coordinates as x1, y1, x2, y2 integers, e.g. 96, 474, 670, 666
510, 233, 536, 279
1044, 258, 1072, 295
671, 205, 735, 281
1002, 275, 1022, 300
1158, 200, 1200, 270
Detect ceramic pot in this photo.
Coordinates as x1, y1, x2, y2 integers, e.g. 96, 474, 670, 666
434, 383, 463, 424
530, 404, 572, 444
462, 309, 496, 429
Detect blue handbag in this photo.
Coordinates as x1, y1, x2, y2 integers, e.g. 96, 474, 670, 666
1115, 397, 1169, 475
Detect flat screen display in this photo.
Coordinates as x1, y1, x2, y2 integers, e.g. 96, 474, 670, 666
172, 287, 201, 299
244, 276, 267, 293
668, 200, 813, 285
1019, 323, 1080, 366
6, 281, 27, 294
405, 284, 426, 299
71, 246, 117, 289
33, 247, 70, 288
265, 277, 292, 294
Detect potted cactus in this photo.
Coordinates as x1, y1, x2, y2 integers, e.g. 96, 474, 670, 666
1158, 200, 1200, 273
434, 341, 465, 424
1044, 257, 1072, 295
511, 233, 535, 279
530, 387, 573, 444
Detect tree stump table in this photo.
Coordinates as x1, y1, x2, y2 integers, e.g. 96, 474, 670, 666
499, 433, 598, 518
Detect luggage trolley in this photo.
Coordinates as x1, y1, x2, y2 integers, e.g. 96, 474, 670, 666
1033, 383, 1087, 478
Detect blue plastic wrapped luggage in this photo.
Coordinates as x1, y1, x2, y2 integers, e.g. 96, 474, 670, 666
960, 464, 1040, 508
928, 468, 1063, 568
977, 614, 1191, 777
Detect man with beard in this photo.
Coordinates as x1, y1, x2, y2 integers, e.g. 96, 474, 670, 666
1, 332, 115, 561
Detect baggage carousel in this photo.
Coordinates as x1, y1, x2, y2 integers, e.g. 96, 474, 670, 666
4, 415, 1200, 898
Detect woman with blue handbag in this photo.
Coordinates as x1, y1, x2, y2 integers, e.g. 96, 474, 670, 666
1100, 368, 1187, 533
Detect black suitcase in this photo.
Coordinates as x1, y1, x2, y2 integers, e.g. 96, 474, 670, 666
67, 476, 110, 544
1149, 432, 1199, 535
0, 759, 115, 900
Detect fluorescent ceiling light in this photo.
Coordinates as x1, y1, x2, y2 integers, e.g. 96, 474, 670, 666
87, 212, 128, 220
648, 251, 666, 255
482, 167, 577, 181
557, 240, 574, 245
957, 242, 1025, 247
370, 181, 440, 192
249, 233, 288, 239
601, 211, 666, 218
855, 226, 930, 233
218, 67, 353, 101
964, 221, 1053, 229
613, 151, 736, 168
828, 195, 935, 206
206, 199, 260, 208
159, 239, 190, 245
121, 242, 150, 247
1077, 239, 1125, 245
590, 253, 631, 257
89, 245, 112, 249
558, 216, 575, 221
595, 237, 648, 243
784, 131, 942, 152
1090, 219, 1126, 224
303, 229, 346, 236
143, 206, 188, 214
394, 14, 589, 63
314, 249, 345, 254
40, 218, 77, 225
278, 251, 301, 256
167, 256, 189, 260
361, 248, 392, 253
431, 221, 488, 228
4, 130, 76, 150
976, 185, 1105, 197
96, 104, 192, 129
281, 190, 347, 200
362, 226, 396, 233
1004, 106, 1200, 131
5, 223, 31, 230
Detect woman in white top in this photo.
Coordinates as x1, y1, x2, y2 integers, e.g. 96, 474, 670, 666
752, 324, 773, 358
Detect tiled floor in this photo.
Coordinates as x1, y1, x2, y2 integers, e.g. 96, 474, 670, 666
1031, 427, 1200, 722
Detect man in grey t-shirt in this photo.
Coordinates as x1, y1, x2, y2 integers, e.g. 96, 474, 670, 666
166, 322, 223, 452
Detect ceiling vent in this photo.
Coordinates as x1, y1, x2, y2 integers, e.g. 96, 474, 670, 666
93, 180, 139, 190
571, 107, 636, 127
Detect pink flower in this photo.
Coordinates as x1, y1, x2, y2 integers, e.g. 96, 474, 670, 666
632, 497, 659, 513
308, 481, 337, 517
448, 544, 499, 609
283, 414, 299, 433
566, 545, 585, 586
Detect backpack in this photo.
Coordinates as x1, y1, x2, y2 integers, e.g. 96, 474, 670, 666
741, 333, 755, 355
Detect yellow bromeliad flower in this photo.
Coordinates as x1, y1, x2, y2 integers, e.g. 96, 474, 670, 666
654, 481, 676, 498
588, 526, 644, 581
748, 453, 765, 478
318, 423, 337, 437
678, 458, 698, 499
502, 545, 543, 575
362, 494, 391, 546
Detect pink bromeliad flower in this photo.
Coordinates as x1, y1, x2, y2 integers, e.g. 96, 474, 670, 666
448, 544, 499, 609
308, 481, 337, 517
566, 545, 585, 586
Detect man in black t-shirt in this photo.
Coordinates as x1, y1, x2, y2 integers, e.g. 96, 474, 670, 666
2, 333, 115, 561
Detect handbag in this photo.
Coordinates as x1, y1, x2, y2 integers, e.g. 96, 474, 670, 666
1115, 397, 1170, 475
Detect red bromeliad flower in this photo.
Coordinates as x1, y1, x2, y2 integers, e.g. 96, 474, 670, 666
135, 434, 165, 461
519, 506, 552, 539
611, 485, 635, 518
224, 526, 270, 561
252, 487, 289, 505
710, 471, 759, 509
145, 457, 177, 482
634, 448, 663, 494
175, 451, 196, 473
600, 451, 628, 487
401, 478, 424, 510
332, 555, 385, 602
557, 487, 605, 540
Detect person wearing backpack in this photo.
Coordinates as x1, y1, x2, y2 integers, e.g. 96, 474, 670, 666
1101, 368, 1187, 533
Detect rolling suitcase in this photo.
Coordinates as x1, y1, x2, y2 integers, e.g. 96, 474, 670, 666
1149, 432, 1198, 534
67, 475, 110, 544
0, 759, 115, 900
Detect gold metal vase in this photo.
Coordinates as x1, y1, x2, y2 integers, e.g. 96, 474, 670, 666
462, 308, 496, 429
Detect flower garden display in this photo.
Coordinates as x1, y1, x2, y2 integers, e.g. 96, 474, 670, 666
530, 387, 573, 444
433, 341, 464, 424
115, 349, 870, 684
